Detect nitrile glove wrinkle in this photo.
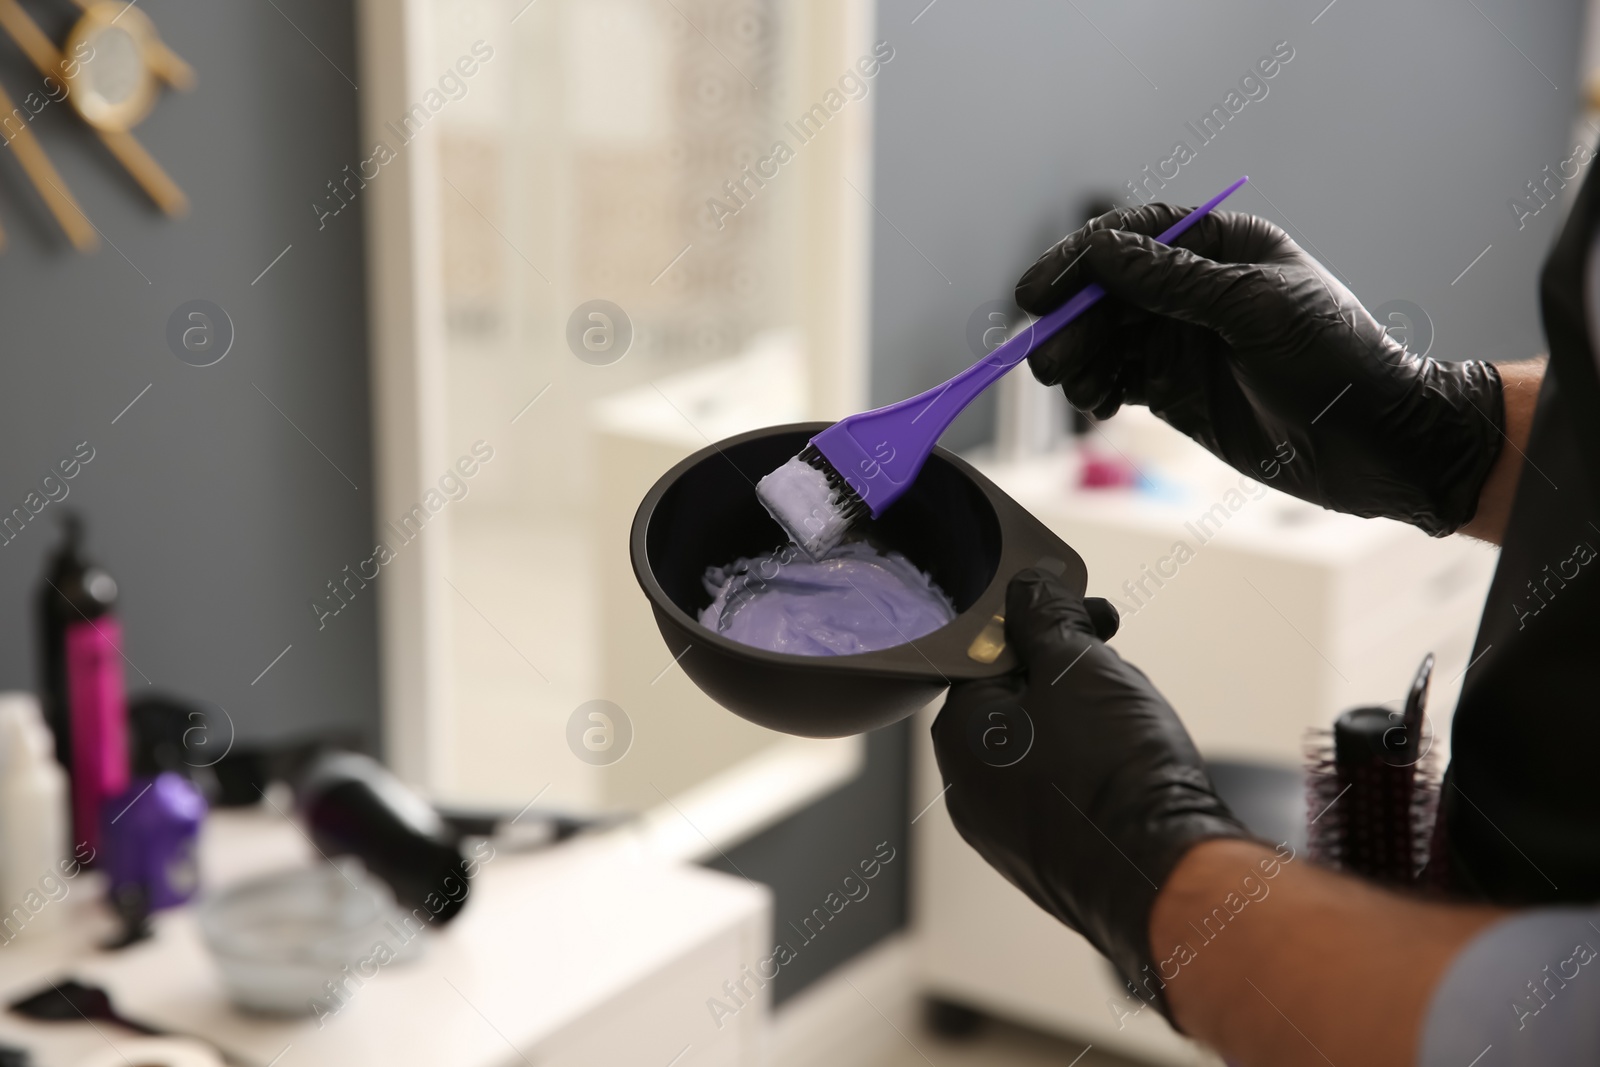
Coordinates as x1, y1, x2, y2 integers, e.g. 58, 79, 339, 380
932, 570, 1249, 1022
1017, 205, 1505, 537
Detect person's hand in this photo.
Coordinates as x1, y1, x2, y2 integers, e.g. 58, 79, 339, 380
931, 568, 1249, 1018
1016, 205, 1505, 536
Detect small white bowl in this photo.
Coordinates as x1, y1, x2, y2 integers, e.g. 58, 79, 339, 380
198, 861, 417, 1015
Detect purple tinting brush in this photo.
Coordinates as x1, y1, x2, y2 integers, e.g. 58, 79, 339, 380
757, 175, 1251, 559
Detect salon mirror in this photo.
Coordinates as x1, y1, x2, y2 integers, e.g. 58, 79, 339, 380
65, 2, 157, 132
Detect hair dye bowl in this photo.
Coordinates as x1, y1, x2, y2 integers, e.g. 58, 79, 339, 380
631, 423, 1092, 737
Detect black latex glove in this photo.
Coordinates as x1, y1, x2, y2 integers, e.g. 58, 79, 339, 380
932, 569, 1249, 1018
1017, 205, 1505, 537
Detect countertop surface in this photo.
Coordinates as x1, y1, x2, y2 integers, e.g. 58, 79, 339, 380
0, 805, 769, 1067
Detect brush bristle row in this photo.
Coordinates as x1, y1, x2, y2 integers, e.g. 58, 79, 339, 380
798, 444, 872, 528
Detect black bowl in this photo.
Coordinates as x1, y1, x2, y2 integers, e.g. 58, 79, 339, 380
630, 423, 1088, 737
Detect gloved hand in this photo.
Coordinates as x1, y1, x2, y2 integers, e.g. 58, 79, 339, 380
1017, 205, 1505, 537
932, 569, 1249, 1017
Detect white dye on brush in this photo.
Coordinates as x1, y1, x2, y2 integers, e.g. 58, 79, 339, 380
756, 456, 852, 560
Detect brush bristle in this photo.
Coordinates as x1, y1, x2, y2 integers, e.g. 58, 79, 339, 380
756, 445, 870, 559
1305, 728, 1439, 889
797, 444, 871, 522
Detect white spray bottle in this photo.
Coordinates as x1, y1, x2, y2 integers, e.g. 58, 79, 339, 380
0, 692, 70, 938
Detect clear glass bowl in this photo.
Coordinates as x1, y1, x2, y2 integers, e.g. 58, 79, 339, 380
198, 861, 417, 1015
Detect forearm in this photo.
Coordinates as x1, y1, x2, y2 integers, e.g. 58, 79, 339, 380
1460, 357, 1545, 545
1150, 839, 1503, 1067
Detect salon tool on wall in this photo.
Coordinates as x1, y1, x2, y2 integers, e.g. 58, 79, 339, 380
297, 752, 473, 923
100, 697, 209, 948
36, 513, 128, 858
1306, 652, 1438, 887
756, 176, 1251, 560
0, 692, 69, 937
0, 79, 92, 249
632, 423, 1101, 737
0, 0, 194, 248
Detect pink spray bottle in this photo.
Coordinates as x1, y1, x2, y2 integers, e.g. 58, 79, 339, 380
37, 514, 128, 858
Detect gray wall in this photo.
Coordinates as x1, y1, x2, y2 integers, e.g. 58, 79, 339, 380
869, 0, 1589, 447
0, 0, 376, 748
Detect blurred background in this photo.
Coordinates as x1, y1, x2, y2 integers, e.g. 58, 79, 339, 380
0, 0, 1589, 1065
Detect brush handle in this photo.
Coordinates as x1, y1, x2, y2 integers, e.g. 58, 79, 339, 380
814, 176, 1249, 515
1399, 651, 1434, 737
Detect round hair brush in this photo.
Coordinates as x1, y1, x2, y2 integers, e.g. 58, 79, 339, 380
1306, 653, 1440, 888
